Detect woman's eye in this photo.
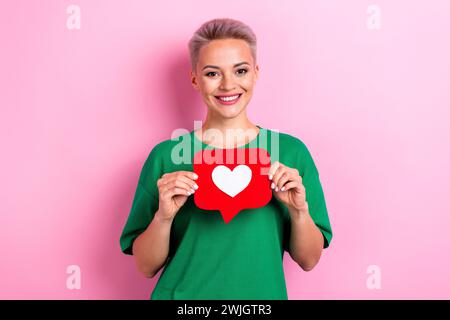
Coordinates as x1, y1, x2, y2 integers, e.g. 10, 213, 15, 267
205, 69, 248, 77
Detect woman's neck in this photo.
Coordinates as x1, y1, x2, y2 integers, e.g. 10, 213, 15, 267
195, 113, 260, 148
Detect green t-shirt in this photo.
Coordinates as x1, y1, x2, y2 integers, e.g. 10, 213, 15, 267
120, 125, 332, 299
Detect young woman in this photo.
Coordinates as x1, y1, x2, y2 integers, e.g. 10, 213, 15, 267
120, 18, 332, 300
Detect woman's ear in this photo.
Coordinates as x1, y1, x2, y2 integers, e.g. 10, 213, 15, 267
254, 64, 260, 82
190, 70, 199, 91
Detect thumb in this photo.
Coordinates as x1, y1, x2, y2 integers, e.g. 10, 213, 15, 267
174, 194, 189, 209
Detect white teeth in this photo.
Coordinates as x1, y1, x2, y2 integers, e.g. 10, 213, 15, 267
218, 94, 240, 102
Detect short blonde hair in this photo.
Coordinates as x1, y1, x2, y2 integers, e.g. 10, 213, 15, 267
188, 18, 257, 72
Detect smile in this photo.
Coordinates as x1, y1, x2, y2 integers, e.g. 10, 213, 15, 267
214, 93, 242, 105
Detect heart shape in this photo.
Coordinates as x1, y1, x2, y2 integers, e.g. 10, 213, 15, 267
211, 165, 252, 198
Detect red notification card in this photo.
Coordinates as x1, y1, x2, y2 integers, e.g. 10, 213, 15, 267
193, 148, 272, 223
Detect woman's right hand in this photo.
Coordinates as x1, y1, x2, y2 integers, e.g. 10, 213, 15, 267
156, 171, 199, 222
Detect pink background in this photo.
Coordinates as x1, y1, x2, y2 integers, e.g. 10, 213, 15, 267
1, 0, 449, 299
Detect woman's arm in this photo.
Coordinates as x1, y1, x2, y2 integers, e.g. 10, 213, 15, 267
269, 160, 326, 271
288, 205, 324, 271
132, 170, 198, 278
132, 210, 173, 278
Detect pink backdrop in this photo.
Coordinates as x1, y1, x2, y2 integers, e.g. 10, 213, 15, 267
1, 0, 449, 299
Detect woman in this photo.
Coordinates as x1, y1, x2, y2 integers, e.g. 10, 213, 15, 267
120, 18, 332, 300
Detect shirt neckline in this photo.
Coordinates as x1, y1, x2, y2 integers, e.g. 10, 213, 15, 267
192, 125, 263, 150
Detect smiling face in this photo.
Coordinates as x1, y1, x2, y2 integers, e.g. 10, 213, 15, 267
190, 38, 259, 120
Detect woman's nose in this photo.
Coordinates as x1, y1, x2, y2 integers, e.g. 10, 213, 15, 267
219, 74, 236, 91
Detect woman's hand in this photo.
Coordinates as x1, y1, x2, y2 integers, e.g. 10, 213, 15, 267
268, 161, 308, 214
156, 171, 199, 221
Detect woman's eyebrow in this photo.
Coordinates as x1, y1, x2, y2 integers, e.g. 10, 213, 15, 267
202, 62, 250, 70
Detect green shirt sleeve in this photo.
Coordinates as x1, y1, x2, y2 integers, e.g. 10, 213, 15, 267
119, 145, 162, 255
296, 140, 333, 249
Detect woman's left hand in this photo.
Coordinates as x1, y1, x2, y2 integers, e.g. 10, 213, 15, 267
268, 161, 308, 214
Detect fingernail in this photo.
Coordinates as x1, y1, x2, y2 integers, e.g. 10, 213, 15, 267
281, 187, 285, 191
186, 191, 191, 195
193, 173, 198, 179
190, 188, 195, 194
275, 187, 279, 192
268, 175, 272, 180
193, 184, 198, 190
271, 182, 275, 189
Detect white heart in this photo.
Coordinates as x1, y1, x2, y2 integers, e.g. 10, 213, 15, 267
211, 165, 252, 198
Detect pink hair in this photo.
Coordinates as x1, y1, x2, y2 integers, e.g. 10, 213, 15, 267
188, 18, 257, 72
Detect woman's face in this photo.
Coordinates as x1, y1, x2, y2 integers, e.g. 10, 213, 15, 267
191, 38, 259, 120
